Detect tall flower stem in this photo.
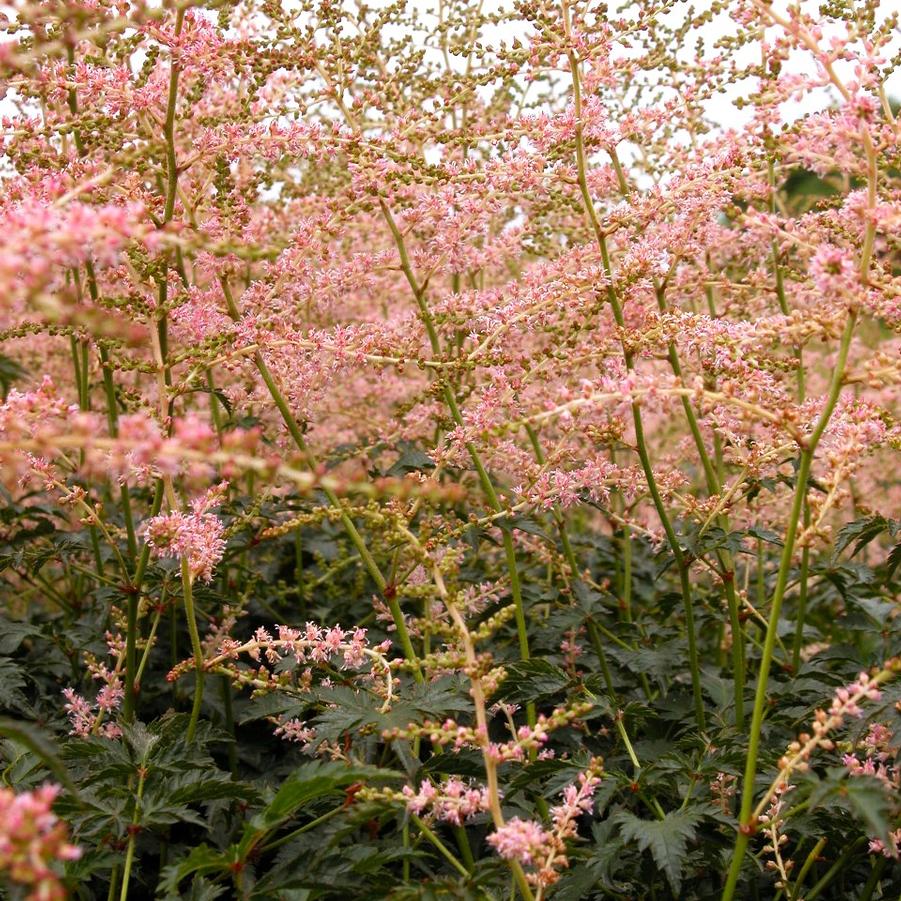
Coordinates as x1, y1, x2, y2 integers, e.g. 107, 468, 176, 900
379, 200, 532, 674
67, 46, 139, 570
402, 525, 534, 901
560, 0, 704, 730
652, 283, 746, 727
71, 32, 144, 722
768, 155, 810, 669
118, 753, 149, 901
791, 501, 811, 671
722, 312, 858, 900
182, 558, 204, 742
607, 133, 746, 722
524, 424, 655, 702
218, 278, 422, 681
411, 815, 471, 878
722, 8, 878, 892
526, 424, 659, 799
149, 312, 206, 735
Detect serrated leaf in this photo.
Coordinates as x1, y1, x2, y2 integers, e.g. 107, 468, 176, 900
608, 642, 682, 680
494, 659, 569, 704
405, 675, 473, 717
832, 516, 888, 561
385, 442, 435, 477
843, 778, 891, 844
236, 693, 302, 725
612, 808, 701, 893
746, 526, 783, 546
0, 618, 41, 654
808, 769, 891, 845
151, 769, 248, 810
0, 717, 81, 799
239, 760, 400, 856
887, 543, 901, 580
0, 659, 30, 712
181, 876, 228, 901
158, 844, 231, 897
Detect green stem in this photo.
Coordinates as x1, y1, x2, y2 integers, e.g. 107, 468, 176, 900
654, 283, 745, 726
221, 675, 238, 777
585, 619, 663, 818
182, 559, 204, 742
123, 482, 164, 720
206, 369, 225, 437
72, 324, 102, 577
85, 261, 142, 723
80, 338, 90, 410
379, 201, 532, 680
804, 837, 865, 901
123, 591, 139, 721
65, 46, 86, 156
163, 7, 186, 224
561, 10, 704, 730
69, 334, 84, 407
453, 825, 476, 872
89, 527, 105, 581
632, 407, 705, 730
722, 312, 857, 901
791, 501, 811, 672
260, 804, 345, 853
402, 820, 411, 882
411, 815, 470, 878
858, 854, 887, 901
621, 523, 633, 621
527, 425, 656, 706
790, 836, 826, 901
134, 594, 164, 688
118, 760, 148, 901
106, 867, 119, 901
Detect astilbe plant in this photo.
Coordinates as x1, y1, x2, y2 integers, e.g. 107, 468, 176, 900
0, 0, 900, 898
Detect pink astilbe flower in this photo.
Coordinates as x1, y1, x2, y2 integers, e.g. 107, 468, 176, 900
61, 688, 93, 737
868, 829, 901, 859
168, 618, 395, 714
809, 244, 859, 299
488, 817, 554, 867
488, 761, 603, 887
403, 778, 491, 826
0, 784, 81, 901
144, 482, 228, 583
61, 633, 125, 739
843, 723, 900, 791
754, 671, 888, 827
2, 0, 901, 894
273, 717, 317, 751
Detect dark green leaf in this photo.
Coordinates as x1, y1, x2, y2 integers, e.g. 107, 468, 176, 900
612, 808, 701, 894
494, 659, 569, 703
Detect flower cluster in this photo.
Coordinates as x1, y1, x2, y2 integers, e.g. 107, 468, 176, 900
144, 483, 228, 583
843, 723, 900, 790
488, 818, 554, 868
402, 778, 491, 826
168, 619, 393, 715
760, 785, 794, 891
0, 785, 80, 901
489, 761, 603, 887
61, 631, 125, 739
386, 702, 593, 762
757, 670, 888, 824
